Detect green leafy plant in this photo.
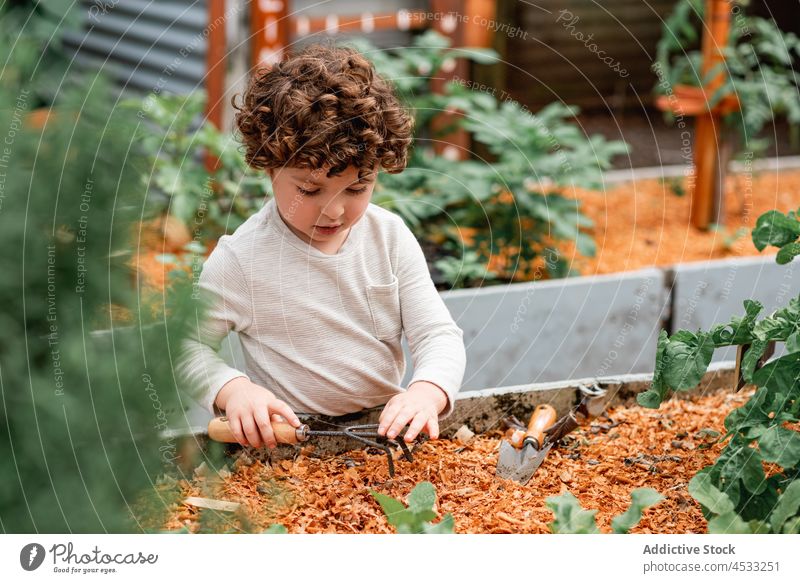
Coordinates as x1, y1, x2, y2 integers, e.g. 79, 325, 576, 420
370, 481, 454, 533
655, 0, 800, 154
752, 209, 800, 264
689, 472, 800, 533
126, 91, 272, 241
546, 488, 664, 533
638, 208, 800, 530
350, 31, 628, 286
0, 75, 201, 531
0, 0, 83, 107
434, 251, 497, 290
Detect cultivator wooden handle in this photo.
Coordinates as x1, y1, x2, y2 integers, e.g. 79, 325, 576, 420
207, 416, 309, 444
525, 404, 557, 449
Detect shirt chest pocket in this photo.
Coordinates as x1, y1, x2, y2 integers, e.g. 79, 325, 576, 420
365, 275, 402, 341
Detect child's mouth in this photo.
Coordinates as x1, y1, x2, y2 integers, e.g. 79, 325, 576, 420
314, 224, 342, 235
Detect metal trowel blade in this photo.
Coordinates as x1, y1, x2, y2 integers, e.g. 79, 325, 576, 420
496, 441, 553, 485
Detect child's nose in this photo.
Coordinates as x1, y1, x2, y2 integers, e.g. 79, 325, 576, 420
321, 200, 344, 220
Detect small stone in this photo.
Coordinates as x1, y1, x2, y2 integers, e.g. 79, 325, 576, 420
454, 425, 475, 445
559, 471, 573, 483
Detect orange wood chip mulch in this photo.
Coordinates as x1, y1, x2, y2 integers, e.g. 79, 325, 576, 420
565, 168, 800, 276
153, 387, 753, 534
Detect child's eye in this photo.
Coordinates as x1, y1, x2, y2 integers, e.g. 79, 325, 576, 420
346, 187, 367, 195
297, 186, 320, 196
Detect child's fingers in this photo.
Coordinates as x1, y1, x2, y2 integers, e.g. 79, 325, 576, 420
378, 398, 402, 435
426, 416, 440, 440
228, 415, 248, 447
269, 400, 301, 427
404, 412, 430, 442
240, 415, 262, 448
385, 408, 414, 440
254, 408, 277, 449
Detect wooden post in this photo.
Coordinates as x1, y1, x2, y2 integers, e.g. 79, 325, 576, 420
429, 0, 496, 161
205, 0, 227, 172
251, 0, 290, 71
691, 0, 731, 230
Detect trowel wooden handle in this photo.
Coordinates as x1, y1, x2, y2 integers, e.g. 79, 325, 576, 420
207, 417, 308, 445
525, 405, 557, 449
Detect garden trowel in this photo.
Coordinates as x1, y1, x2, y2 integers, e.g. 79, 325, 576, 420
496, 404, 558, 485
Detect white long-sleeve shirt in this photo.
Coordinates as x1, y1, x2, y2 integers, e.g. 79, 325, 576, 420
177, 197, 466, 419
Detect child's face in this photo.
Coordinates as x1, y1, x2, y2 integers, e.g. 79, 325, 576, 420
268, 164, 377, 246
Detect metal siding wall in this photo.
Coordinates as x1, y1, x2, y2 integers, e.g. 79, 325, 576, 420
64, 0, 428, 99
63, 0, 211, 96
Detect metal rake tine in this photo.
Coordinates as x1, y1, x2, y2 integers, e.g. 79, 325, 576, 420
343, 426, 396, 477
395, 437, 414, 462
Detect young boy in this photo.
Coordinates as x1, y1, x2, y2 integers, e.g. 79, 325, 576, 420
177, 44, 466, 451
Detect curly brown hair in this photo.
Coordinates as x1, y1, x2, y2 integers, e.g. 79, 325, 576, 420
232, 43, 414, 180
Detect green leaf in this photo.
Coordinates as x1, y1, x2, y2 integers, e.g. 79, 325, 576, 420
262, 524, 287, 534
639, 330, 671, 408
740, 449, 768, 495
741, 339, 768, 384
688, 473, 736, 515
637, 389, 664, 409
770, 480, 800, 533
371, 483, 450, 533
370, 490, 409, 526
758, 426, 800, 468
662, 331, 715, 390
752, 210, 800, 252
611, 488, 664, 533
707, 512, 753, 534
777, 242, 800, 264
422, 513, 455, 534
546, 492, 599, 534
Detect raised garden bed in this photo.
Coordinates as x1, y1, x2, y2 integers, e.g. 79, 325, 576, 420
152, 366, 747, 534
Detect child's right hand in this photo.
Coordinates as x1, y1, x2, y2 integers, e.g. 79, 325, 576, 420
214, 377, 302, 448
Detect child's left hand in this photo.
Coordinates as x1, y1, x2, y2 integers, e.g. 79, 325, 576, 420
378, 381, 449, 443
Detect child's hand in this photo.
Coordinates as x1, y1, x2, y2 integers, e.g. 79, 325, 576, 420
215, 377, 301, 448
378, 381, 449, 443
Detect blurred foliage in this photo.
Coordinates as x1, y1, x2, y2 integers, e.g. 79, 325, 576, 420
0, 0, 84, 107
123, 91, 272, 240
0, 53, 207, 531
654, 0, 800, 154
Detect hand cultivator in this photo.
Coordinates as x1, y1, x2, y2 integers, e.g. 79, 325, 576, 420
208, 417, 416, 477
